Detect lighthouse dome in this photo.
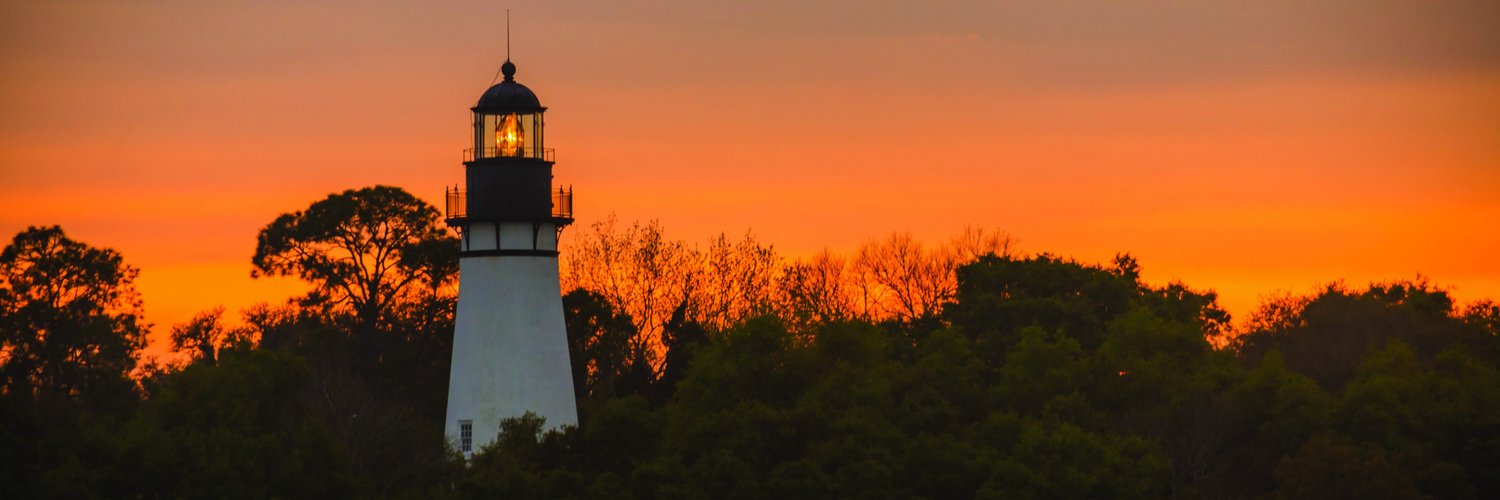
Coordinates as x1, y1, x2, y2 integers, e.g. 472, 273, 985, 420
474, 60, 545, 113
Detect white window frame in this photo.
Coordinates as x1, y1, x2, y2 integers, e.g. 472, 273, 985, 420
459, 420, 473, 454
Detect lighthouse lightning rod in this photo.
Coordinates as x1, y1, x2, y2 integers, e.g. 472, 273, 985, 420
490, 9, 511, 86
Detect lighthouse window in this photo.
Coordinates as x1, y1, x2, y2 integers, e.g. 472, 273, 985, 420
474, 112, 545, 160
459, 420, 473, 453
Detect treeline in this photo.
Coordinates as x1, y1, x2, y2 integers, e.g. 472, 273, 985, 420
1, 185, 1496, 498
561, 217, 1015, 374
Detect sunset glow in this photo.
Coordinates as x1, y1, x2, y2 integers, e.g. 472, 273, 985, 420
2, 1, 1497, 358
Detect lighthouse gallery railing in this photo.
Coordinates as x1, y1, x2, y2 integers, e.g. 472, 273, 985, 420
444, 186, 573, 223
463, 147, 556, 162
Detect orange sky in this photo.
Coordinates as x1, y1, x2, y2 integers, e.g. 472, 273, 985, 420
2, 1, 1497, 356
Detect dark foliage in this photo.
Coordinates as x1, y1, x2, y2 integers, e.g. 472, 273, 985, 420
3, 203, 1496, 498
459, 256, 1496, 499
0, 226, 146, 416
1235, 280, 1492, 390
251, 185, 457, 338
0, 226, 147, 498
112, 348, 357, 498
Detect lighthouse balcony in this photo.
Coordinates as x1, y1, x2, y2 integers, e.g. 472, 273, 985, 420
444, 186, 573, 227
464, 147, 555, 162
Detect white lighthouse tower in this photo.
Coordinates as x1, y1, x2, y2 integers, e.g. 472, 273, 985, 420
443, 59, 577, 458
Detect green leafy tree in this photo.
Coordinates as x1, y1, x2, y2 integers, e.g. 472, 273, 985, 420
1274, 435, 1422, 500
1234, 279, 1481, 390
1426, 345, 1500, 494
1462, 299, 1500, 356
1218, 350, 1334, 493
994, 327, 1089, 415
458, 412, 587, 499
112, 349, 357, 498
982, 420, 1170, 498
946, 253, 1144, 359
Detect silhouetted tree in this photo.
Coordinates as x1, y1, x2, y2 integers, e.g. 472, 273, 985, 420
112, 348, 357, 498
252, 185, 457, 337
0, 226, 147, 497
851, 227, 1014, 322
777, 249, 857, 332
564, 221, 1014, 372
853, 233, 951, 321
945, 253, 1145, 359
563, 289, 638, 404
0, 225, 145, 413
169, 307, 254, 364
652, 300, 709, 405
562, 216, 697, 373
250, 185, 457, 418
248, 186, 461, 494
691, 232, 780, 331
8, 212, 1500, 499
1234, 279, 1487, 390
1273, 435, 1422, 499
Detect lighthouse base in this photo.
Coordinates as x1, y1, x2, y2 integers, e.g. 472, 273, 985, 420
444, 251, 577, 458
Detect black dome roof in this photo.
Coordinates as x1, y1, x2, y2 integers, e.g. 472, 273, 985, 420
473, 60, 545, 113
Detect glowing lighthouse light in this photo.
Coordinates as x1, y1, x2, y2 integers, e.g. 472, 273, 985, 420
496, 113, 524, 156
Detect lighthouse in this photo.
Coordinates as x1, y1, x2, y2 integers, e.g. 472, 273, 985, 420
443, 59, 577, 459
